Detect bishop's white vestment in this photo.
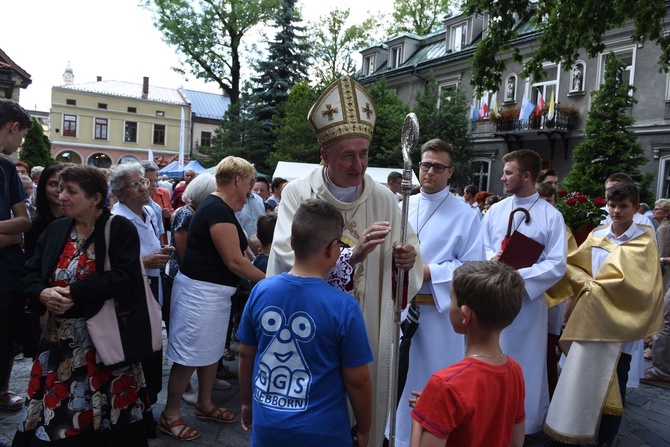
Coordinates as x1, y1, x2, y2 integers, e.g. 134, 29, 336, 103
268, 166, 423, 447
392, 188, 485, 447
480, 192, 567, 434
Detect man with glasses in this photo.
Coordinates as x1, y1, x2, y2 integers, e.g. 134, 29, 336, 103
268, 76, 422, 447
391, 139, 485, 447
387, 171, 402, 202
480, 149, 567, 437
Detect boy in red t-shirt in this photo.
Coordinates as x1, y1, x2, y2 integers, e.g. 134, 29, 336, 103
409, 261, 526, 447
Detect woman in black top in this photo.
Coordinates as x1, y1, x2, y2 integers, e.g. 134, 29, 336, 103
160, 156, 265, 441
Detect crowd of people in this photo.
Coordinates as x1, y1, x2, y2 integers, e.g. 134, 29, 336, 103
0, 71, 668, 447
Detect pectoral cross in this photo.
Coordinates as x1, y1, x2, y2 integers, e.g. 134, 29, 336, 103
321, 104, 339, 121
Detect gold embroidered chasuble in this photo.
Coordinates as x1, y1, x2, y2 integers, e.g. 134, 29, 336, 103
545, 226, 663, 444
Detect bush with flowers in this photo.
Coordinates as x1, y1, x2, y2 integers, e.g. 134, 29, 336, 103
556, 189, 608, 231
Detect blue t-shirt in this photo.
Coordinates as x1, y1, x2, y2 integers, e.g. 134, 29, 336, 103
0, 157, 27, 292
237, 273, 373, 447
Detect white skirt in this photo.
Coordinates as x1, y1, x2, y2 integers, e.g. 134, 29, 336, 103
166, 271, 236, 367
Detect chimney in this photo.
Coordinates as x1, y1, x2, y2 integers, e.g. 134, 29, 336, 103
96, 76, 102, 82
142, 77, 149, 99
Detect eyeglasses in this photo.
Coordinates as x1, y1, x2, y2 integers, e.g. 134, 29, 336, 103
122, 178, 151, 191
419, 162, 452, 173
328, 239, 348, 251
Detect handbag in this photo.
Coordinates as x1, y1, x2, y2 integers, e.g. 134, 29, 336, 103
86, 214, 163, 368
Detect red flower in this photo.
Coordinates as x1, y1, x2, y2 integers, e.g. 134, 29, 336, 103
86, 349, 111, 391
594, 196, 607, 208
27, 360, 43, 398
64, 410, 94, 437
576, 194, 587, 204
558, 189, 568, 198
566, 198, 577, 207
44, 372, 68, 409
111, 374, 138, 410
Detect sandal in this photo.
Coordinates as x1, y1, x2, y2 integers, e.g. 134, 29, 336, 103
0, 391, 24, 411
216, 365, 238, 380
158, 413, 201, 441
195, 405, 237, 424
222, 348, 235, 361
641, 370, 670, 388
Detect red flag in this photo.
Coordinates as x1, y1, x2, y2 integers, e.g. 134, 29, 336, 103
536, 91, 545, 115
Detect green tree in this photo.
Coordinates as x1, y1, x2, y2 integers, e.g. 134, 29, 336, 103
413, 73, 473, 187
144, 0, 280, 106
20, 118, 52, 168
310, 8, 381, 89
367, 77, 410, 168
389, 0, 453, 37
564, 53, 652, 202
268, 80, 319, 169
202, 85, 271, 172
464, 0, 670, 94
251, 0, 311, 154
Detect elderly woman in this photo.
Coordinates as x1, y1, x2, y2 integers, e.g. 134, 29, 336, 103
656, 199, 670, 284
110, 162, 172, 405
14, 165, 155, 446
160, 157, 265, 441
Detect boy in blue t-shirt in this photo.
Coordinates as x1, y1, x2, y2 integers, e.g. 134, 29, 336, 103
237, 199, 373, 447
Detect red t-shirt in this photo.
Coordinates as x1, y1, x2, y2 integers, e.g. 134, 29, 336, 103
411, 357, 525, 446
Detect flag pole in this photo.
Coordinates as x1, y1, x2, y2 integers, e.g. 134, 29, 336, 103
388, 113, 419, 447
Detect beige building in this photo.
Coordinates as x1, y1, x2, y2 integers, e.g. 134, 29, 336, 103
50, 76, 191, 167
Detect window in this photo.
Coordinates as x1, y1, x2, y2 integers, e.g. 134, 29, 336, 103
128, 107, 137, 113
153, 124, 166, 145
125, 121, 138, 143
438, 82, 458, 108
363, 55, 375, 76
63, 114, 77, 137
98, 103, 107, 109
156, 111, 165, 117
598, 47, 636, 87
87, 153, 112, 169
451, 22, 468, 52
390, 45, 403, 69
200, 131, 212, 147
66, 99, 76, 106
470, 158, 491, 192
94, 118, 108, 140
531, 64, 560, 109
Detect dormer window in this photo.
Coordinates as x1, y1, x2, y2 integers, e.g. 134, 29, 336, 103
363, 55, 375, 76
451, 22, 468, 52
390, 45, 403, 69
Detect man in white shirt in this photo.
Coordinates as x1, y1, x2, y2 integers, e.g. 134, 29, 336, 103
480, 149, 567, 435
392, 139, 485, 447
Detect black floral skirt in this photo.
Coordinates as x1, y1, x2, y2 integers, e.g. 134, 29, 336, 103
12, 316, 156, 447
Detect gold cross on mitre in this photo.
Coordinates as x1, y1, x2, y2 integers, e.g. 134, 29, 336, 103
362, 103, 374, 119
321, 104, 339, 121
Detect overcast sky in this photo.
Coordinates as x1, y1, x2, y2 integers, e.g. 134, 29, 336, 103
2, 0, 393, 112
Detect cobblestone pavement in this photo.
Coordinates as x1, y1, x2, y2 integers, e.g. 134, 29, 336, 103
2, 337, 669, 447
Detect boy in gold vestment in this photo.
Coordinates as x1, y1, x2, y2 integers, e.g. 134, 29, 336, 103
545, 182, 663, 446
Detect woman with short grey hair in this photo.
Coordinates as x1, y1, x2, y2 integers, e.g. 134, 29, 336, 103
110, 162, 172, 405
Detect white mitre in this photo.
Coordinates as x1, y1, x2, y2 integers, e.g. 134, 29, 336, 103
308, 76, 376, 148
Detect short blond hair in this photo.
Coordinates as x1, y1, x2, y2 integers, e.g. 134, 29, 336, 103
214, 156, 255, 186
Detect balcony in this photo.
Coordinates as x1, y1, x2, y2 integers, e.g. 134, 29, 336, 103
491, 105, 580, 158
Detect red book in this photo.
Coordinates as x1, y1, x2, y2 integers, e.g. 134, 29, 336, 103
499, 231, 545, 269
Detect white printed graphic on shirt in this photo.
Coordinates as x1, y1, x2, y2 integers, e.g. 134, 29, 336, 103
254, 306, 315, 412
